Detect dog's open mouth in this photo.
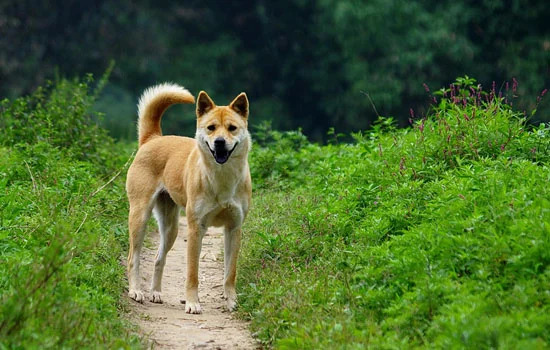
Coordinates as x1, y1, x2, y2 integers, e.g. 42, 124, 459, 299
207, 142, 238, 164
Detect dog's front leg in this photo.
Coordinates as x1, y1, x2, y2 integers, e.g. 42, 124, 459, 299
185, 219, 205, 314
224, 226, 242, 311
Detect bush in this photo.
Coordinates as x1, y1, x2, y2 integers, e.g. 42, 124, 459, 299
0, 77, 140, 348
0, 69, 118, 173
250, 121, 322, 190
240, 77, 550, 348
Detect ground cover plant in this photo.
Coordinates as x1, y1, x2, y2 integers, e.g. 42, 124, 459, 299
0, 76, 140, 348
239, 77, 550, 348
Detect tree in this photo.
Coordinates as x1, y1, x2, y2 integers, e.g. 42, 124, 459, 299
1, 0, 548, 140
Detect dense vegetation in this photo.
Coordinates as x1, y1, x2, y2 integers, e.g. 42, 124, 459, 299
1, 72, 548, 348
0, 77, 139, 348
239, 77, 550, 348
2, 0, 549, 140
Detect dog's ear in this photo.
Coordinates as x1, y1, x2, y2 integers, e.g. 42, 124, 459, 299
229, 93, 249, 119
196, 91, 216, 118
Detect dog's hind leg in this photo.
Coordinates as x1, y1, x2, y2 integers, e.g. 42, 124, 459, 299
127, 202, 153, 303
150, 191, 179, 303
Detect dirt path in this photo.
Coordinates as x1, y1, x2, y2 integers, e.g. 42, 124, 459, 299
127, 216, 258, 349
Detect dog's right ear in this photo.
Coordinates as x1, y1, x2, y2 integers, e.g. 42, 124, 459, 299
196, 91, 216, 118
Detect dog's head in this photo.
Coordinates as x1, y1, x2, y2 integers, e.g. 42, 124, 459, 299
195, 91, 250, 165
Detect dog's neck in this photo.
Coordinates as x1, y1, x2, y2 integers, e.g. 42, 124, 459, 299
200, 152, 248, 203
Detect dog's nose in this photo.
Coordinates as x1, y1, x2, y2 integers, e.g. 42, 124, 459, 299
214, 137, 226, 147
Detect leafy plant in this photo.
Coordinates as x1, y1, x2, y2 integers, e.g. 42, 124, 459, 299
0, 77, 140, 348
240, 77, 550, 348
0, 65, 116, 172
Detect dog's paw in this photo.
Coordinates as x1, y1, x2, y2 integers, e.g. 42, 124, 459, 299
185, 301, 202, 314
151, 291, 163, 304
223, 288, 238, 312
128, 289, 145, 303
226, 297, 238, 312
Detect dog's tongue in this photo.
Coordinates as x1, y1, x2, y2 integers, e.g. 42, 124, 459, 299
214, 149, 229, 164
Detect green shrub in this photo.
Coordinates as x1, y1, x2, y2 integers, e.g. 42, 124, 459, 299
251, 121, 323, 189
0, 77, 139, 348
0, 68, 119, 173
240, 77, 550, 348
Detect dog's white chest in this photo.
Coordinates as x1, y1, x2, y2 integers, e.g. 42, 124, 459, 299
214, 185, 237, 207
217, 197, 233, 209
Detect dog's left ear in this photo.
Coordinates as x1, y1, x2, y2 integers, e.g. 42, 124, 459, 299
229, 93, 249, 119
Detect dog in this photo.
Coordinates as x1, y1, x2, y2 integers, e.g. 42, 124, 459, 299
125, 83, 252, 314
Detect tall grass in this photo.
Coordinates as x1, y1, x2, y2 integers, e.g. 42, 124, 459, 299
240, 77, 550, 348
0, 76, 140, 348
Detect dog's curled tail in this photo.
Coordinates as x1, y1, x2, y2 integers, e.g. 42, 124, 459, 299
137, 83, 195, 147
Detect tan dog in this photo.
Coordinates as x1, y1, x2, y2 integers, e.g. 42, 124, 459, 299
126, 83, 252, 314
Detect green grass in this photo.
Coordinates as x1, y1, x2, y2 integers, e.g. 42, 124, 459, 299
0, 76, 140, 348
240, 77, 550, 348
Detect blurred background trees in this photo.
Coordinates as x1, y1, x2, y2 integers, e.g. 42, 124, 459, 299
1, 0, 549, 141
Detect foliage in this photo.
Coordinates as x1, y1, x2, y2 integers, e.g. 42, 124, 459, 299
0, 78, 140, 348
0, 64, 116, 170
240, 77, 550, 348
1, 1, 549, 140
250, 121, 321, 190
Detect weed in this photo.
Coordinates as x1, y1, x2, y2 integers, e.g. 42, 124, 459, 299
0, 77, 140, 348
240, 77, 550, 348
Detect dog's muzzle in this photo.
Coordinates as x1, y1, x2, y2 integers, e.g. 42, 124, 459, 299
208, 138, 238, 164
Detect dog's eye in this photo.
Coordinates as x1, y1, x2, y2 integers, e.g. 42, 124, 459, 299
228, 125, 237, 132
207, 125, 216, 131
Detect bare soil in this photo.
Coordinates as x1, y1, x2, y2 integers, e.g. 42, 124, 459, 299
127, 216, 258, 349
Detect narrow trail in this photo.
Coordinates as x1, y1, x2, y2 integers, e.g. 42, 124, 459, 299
127, 216, 258, 349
